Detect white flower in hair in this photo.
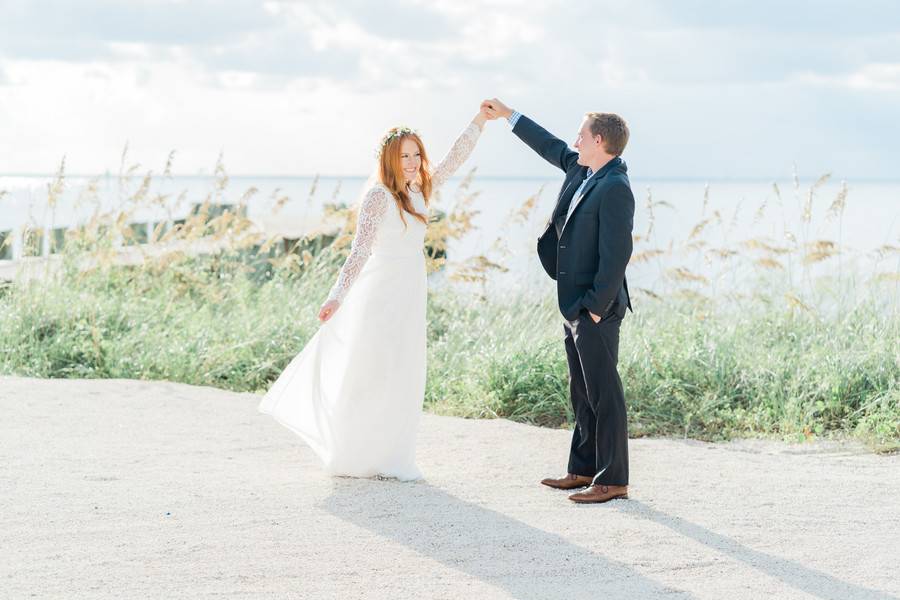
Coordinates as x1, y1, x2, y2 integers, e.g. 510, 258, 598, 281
374, 126, 419, 158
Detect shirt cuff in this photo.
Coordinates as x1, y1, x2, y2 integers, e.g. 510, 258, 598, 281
507, 110, 522, 128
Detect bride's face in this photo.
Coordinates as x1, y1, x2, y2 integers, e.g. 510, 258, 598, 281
399, 138, 422, 184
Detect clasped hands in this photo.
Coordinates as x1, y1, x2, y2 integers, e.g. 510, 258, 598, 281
480, 98, 513, 121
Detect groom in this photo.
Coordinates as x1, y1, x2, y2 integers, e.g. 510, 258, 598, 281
482, 99, 635, 504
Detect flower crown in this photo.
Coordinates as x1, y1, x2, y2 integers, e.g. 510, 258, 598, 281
375, 126, 419, 158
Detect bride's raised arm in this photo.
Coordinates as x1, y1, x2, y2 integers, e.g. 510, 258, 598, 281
430, 111, 488, 189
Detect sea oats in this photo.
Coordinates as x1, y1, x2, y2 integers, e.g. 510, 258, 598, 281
802, 173, 831, 223
785, 292, 812, 312
754, 258, 784, 270
644, 186, 655, 238
510, 184, 543, 224
667, 267, 708, 284
742, 239, 790, 255
826, 180, 849, 220
689, 218, 711, 240
632, 249, 665, 263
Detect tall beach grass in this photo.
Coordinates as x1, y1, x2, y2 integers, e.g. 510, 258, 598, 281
1, 154, 897, 451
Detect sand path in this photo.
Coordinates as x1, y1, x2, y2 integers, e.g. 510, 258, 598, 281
2, 376, 897, 599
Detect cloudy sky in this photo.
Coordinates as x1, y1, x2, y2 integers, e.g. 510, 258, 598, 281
1, 0, 898, 179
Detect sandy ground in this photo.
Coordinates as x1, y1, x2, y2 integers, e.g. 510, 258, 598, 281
1, 376, 898, 599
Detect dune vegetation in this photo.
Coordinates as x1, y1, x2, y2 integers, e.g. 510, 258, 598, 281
1, 154, 897, 451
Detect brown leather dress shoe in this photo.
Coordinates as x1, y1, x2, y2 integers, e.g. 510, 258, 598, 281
568, 484, 629, 504
540, 473, 594, 490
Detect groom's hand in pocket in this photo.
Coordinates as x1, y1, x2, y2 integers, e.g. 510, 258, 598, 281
589, 311, 601, 323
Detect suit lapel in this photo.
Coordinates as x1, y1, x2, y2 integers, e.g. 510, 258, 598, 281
559, 176, 600, 237
544, 172, 584, 237
567, 176, 599, 219
558, 157, 624, 238
555, 173, 582, 218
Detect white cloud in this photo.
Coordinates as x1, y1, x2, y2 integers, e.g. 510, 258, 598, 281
797, 62, 900, 91
0, 0, 898, 178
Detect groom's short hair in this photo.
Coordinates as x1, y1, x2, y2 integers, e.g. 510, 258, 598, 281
585, 112, 629, 156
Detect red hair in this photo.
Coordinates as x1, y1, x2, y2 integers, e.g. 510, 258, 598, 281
378, 130, 432, 227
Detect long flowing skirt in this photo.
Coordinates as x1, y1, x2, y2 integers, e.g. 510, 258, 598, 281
258, 252, 426, 481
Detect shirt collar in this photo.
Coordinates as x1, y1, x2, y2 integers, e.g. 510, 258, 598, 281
586, 156, 623, 181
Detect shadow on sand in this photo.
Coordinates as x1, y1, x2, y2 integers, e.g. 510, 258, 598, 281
322, 479, 896, 600
322, 478, 692, 599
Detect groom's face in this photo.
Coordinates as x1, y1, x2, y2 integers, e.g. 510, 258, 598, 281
574, 117, 602, 166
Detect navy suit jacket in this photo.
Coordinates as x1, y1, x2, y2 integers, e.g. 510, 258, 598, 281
512, 115, 635, 321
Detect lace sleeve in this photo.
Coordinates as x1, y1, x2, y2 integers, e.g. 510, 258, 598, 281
430, 121, 482, 189
326, 185, 389, 304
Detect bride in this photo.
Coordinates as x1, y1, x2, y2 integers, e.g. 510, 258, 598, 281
258, 108, 490, 480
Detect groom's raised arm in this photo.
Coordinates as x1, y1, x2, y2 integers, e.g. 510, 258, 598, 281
507, 112, 580, 174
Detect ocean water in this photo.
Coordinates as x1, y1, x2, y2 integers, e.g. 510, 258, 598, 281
1, 173, 898, 296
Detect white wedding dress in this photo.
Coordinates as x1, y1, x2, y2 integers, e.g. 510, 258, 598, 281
258, 121, 482, 481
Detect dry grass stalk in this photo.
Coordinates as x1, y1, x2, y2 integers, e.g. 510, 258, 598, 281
826, 180, 849, 220
510, 184, 543, 224
754, 191, 768, 222
706, 248, 737, 260
47, 158, 66, 210
871, 272, 900, 283
785, 292, 812, 312
754, 258, 783, 270
449, 254, 508, 284
803, 250, 836, 265
673, 288, 708, 302
742, 239, 790, 255
685, 240, 707, 252
636, 287, 661, 299
632, 248, 665, 263
803, 239, 838, 265
308, 174, 319, 202
872, 244, 899, 259
689, 218, 711, 240
802, 173, 831, 223
667, 267, 708, 284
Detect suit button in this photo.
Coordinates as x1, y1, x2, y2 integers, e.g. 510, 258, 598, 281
560, 245, 566, 249
559, 271, 567, 275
